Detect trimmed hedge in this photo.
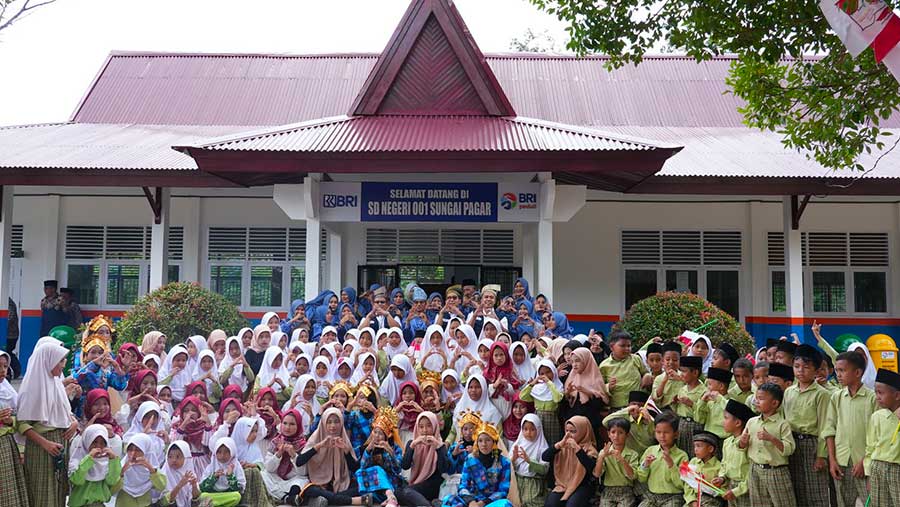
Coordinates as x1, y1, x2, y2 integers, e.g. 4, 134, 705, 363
615, 291, 755, 356
115, 282, 248, 349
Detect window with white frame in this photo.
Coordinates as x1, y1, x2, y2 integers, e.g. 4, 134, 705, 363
767, 232, 890, 314
621, 230, 743, 318
206, 226, 319, 309
64, 225, 184, 307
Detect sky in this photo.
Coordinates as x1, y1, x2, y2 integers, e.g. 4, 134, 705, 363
0, 0, 570, 126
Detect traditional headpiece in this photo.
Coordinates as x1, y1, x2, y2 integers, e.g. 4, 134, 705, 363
476, 419, 500, 446
457, 409, 482, 431
357, 384, 375, 399
371, 406, 401, 446
82, 314, 114, 355
329, 380, 355, 398
418, 370, 441, 393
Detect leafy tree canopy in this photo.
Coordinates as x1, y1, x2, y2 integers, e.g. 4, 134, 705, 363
530, 0, 900, 171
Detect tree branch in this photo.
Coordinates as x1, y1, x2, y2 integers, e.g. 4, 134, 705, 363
0, 0, 57, 33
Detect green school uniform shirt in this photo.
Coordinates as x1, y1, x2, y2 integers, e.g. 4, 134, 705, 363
111, 470, 167, 507
865, 408, 900, 471
68, 455, 123, 507
519, 382, 562, 411
720, 434, 749, 499
695, 392, 729, 438
600, 446, 641, 487
684, 456, 722, 505
674, 381, 706, 419
603, 407, 656, 454
652, 373, 683, 408
745, 412, 796, 467
821, 385, 876, 467
783, 382, 830, 457
599, 354, 648, 408
636, 444, 690, 494
727, 383, 754, 405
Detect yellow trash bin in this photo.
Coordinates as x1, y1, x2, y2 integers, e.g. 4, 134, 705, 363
867, 334, 899, 372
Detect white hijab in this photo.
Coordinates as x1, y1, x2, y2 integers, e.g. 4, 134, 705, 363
186, 335, 208, 372
510, 342, 537, 381
848, 342, 878, 389
288, 374, 320, 432
203, 437, 246, 491
122, 433, 155, 497
261, 312, 280, 332
418, 324, 451, 372
17, 341, 71, 428
123, 400, 166, 465
258, 346, 289, 393
142, 354, 161, 370
69, 424, 111, 482
451, 324, 479, 372
383, 327, 408, 359
351, 352, 380, 387
441, 369, 462, 402
511, 413, 548, 477
478, 317, 502, 341
162, 441, 193, 507
379, 355, 417, 405
0, 351, 18, 410
231, 417, 264, 464
26, 336, 63, 375
688, 333, 714, 375
218, 337, 247, 390
312, 356, 333, 383
158, 345, 192, 401
529, 359, 564, 402
192, 349, 218, 396
453, 374, 501, 427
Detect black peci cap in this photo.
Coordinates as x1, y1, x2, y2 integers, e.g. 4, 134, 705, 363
768, 362, 795, 381
776, 341, 798, 355
628, 390, 650, 404
717, 342, 739, 364
876, 369, 900, 391
706, 367, 733, 385
795, 344, 823, 364
646, 343, 663, 355
766, 338, 779, 348
680, 356, 703, 370
661, 341, 683, 354
43, 280, 58, 288
725, 400, 754, 424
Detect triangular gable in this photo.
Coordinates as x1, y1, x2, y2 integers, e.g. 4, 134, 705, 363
350, 0, 516, 116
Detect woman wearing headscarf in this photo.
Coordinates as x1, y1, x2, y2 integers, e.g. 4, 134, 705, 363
206, 330, 228, 365
399, 411, 448, 506
511, 300, 541, 341
244, 324, 272, 376
559, 348, 610, 443
306, 290, 339, 326
389, 288, 408, 318
425, 292, 443, 323
403, 287, 430, 344
543, 312, 574, 339
295, 407, 361, 506
542, 415, 599, 507
281, 299, 311, 336
262, 408, 308, 505
18, 340, 79, 507
512, 278, 533, 304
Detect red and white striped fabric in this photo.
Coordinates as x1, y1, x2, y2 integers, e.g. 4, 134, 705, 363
820, 0, 900, 80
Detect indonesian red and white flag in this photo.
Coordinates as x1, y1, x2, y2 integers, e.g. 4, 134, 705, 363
820, 0, 900, 81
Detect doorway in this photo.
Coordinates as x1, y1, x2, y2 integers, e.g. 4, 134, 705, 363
358, 264, 522, 296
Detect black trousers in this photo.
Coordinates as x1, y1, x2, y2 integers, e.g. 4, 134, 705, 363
395, 486, 432, 507
303, 485, 357, 506
544, 484, 594, 507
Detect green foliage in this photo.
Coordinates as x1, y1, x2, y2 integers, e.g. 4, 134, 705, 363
115, 282, 248, 349
615, 291, 755, 356
529, 0, 900, 171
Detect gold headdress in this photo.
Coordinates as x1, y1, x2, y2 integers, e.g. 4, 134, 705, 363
329, 380, 355, 398
476, 420, 500, 446
418, 370, 441, 393
371, 406, 401, 446
457, 409, 483, 432
82, 314, 114, 356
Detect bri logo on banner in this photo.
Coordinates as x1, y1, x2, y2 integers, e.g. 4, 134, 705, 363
323, 194, 358, 208
501, 192, 537, 210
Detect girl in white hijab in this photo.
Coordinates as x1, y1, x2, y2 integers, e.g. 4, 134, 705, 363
161, 440, 198, 507
418, 324, 452, 372
142, 354, 161, 374
218, 337, 251, 392
120, 433, 167, 504
192, 349, 220, 401
285, 373, 320, 433
0, 351, 18, 410
256, 346, 290, 394
185, 335, 209, 373
261, 312, 280, 333
441, 368, 463, 404
687, 333, 714, 375
350, 351, 380, 388
311, 356, 334, 401
450, 324, 480, 372
478, 317, 503, 341
383, 327, 408, 359
123, 400, 167, 466
452, 374, 502, 429
159, 345, 193, 402
230, 417, 268, 506
510, 413, 549, 506
380, 354, 418, 405
199, 437, 246, 506
510, 341, 537, 382
68, 424, 120, 504
848, 342, 878, 389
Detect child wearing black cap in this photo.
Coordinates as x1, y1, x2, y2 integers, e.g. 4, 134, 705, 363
739, 383, 797, 507
603, 390, 657, 455
782, 344, 830, 507
774, 341, 797, 366
695, 367, 732, 441
822, 351, 875, 507
644, 342, 664, 379
652, 342, 683, 409
766, 362, 794, 391
765, 339, 780, 363
711, 342, 739, 372
716, 400, 753, 507
866, 368, 900, 507
673, 355, 706, 458
684, 431, 721, 507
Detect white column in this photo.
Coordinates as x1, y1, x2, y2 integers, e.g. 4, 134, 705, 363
326, 226, 342, 290
782, 196, 804, 335
521, 223, 537, 286
0, 186, 13, 347
305, 218, 321, 298
537, 219, 553, 303
149, 188, 171, 291
45, 195, 61, 283
182, 197, 201, 283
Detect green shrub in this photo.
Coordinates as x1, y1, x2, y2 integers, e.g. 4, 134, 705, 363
115, 282, 248, 349
614, 291, 755, 356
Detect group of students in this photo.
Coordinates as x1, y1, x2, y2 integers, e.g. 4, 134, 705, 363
0, 279, 899, 507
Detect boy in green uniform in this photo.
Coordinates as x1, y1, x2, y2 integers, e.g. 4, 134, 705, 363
599, 330, 649, 410
695, 367, 731, 441
822, 351, 876, 507
636, 411, 690, 507
602, 390, 658, 455
774, 341, 797, 366
711, 342, 739, 372
739, 382, 797, 507
595, 417, 641, 507
746, 361, 770, 413
652, 341, 683, 409
728, 358, 755, 404
783, 344, 830, 506
684, 431, 722, 507
866, 368, 900, 507
715, 400, 753, 507
644, 342, 664, 380
673, 355, 706, 457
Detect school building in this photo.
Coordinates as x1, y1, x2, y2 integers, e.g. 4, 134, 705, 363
1, 0, 899, 368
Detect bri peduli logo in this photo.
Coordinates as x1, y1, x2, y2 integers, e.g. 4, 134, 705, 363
500, 192, 517, 210
323, 194, 358, 208
501, 192, 537, 211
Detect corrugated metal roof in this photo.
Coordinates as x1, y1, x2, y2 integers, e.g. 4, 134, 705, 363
73, 53, 886, 128
0, 123, 248, 170
183, 115, 671, 153
600, 127, 900, 179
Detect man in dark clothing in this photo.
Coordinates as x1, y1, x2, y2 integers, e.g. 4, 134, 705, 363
60, 287, 83, 329
6, 297, 20, 379
39, 279, 68, 336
